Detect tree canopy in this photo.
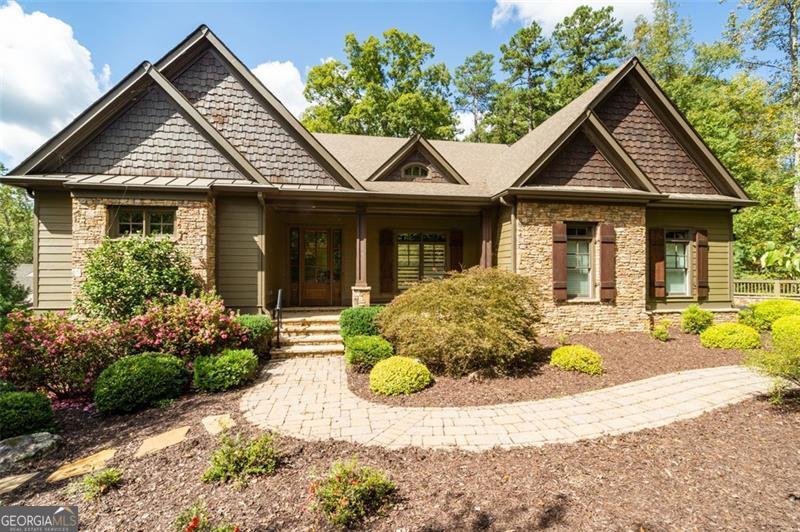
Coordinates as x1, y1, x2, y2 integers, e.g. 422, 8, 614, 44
0, 163, 33, 264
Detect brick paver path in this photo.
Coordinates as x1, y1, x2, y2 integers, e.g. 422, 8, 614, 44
240, 356, 772, 451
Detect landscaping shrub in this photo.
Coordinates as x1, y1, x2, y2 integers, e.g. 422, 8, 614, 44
369, 356, 432, 395
378, 267, 541, 376
339, 306, 383, 339
550, 345, 604, 375
344, 335, 393, 372
0, 379, 16, 395
0, 311, 127, 399
771, 315, 800, 355
94, 353, 189, 414
0, 239, 28, 330
67, 468, 123, 501
681, 304, 714, 334
746, 348, 800, 403
739, 299, 800, 330
309, 459, 395, 529
234, 314, 273, 354
77, 236, 199, 321
174, 501, 239, 532
651, 319, 671, 342
202, 432, 281, 487
0, 391, 54, 439
193, 349, 258, 393
700, 323, 761, 350
128, 293, 247, 361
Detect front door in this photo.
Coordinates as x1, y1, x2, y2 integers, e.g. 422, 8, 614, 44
297, 227, 342, 306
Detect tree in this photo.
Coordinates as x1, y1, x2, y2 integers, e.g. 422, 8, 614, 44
630, 0, 692, 83
0, 239, 28, 329
0, 163, 33, 264
551, 5, 627, 104
302, 30, 457, 139
454, 51, 496, 141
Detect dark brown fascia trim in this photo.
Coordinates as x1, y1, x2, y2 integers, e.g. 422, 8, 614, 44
367, 134, 468, 185
629, 63, 750, 201
584, 112, 660, 193
64, 182, 212, 197
511, 115, 590, 188
650, 195, 758, 209
68, 188, 211, 201
258, 186, 491, 206
146, 67, 272, 187
497, 187, 666, 204
0, 175, 69, 189
153, 24, 211, 77
585, 57, 640, 109
197, 29, 365, 191
10, 63, 153, 175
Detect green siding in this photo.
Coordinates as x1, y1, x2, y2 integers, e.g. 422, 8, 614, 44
496, 206, 513, 271
646, 207, 732, 309
216, 196, 262, 311
36, 192, 72, 310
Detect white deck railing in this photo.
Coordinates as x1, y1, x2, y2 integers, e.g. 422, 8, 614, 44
734, 279, 800, 299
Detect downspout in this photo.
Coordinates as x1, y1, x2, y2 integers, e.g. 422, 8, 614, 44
498, 194, 518, 273
257, 191, 267, 314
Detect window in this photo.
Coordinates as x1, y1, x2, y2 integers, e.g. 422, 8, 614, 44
665, 230, 690, 295
109, 207, 176, 237
402, 164, 429, 179
566, 225, 593, 298
396, 232, 446, 290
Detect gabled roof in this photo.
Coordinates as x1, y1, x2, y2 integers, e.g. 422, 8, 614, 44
366, 134, 468, 184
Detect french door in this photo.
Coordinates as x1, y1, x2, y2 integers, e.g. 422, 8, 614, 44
290, 227, 341, 306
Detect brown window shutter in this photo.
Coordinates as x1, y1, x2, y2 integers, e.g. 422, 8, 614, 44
696, 229, 709, 299
599, 223, 616, 301
379, 229, 394, 293
449, 229, 463, 271
649, 228, 666, 298
552, 222, 568, 302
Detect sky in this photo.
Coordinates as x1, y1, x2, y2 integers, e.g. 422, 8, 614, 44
0, 0, 748, 169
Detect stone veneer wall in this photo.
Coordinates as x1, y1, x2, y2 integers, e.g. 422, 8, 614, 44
71, 197, 216, 298
516, 201, 648, 335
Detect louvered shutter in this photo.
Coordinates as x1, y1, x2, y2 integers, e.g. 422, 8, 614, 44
552, 222, 568, 302
599, 223, 616, 301
379, 229, 394, 293
449, 229, 463, 271
649, 228, 666, 298
696, 229, 709, 299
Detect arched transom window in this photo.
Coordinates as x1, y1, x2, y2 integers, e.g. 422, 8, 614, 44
402, 164, 429, 178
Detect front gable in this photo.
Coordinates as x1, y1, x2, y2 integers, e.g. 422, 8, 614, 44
368, 135, 467, 184
382, 146, 453, 183
59, 85, 244, 180
172, 49, 338, 187
595, 79, 719, 195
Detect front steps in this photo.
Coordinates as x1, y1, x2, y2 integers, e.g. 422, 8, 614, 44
271, 308, 345, 359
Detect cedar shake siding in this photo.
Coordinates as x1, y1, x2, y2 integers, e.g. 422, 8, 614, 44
35, 192, 73, 309
595, 80, 718, 195
173, 50, 338, 186
383, 148, 452, 183
528, 131, 628, 188
59, 86, 244, 179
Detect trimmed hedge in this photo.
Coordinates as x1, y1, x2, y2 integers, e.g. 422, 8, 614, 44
194, 349, 259, 393
681, 304, 714, 334
0, 391, 54, 439
740, 299, 800, 330
344, 335, 393, 372
339, 306, 383, 339
771, 315, 800, 355
235, 314, 273, 354
94, 353, 189, 414
700, 323, 761, 350
549, 345, 604, 375
369, 356, 432, 396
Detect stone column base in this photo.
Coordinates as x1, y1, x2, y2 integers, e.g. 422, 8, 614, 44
351, 286, 371, 307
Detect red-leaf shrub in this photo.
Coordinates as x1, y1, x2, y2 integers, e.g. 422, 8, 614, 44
127, 293, 247, 361
0, 311, 128, 399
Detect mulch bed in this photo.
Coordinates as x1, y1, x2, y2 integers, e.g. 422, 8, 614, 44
2, 387, 799, 531
348, 330, 746, 407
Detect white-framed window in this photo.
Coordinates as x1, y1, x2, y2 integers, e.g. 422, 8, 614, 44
566, 224, 593, 299
396, 232, 446, 290
108, 207, 176, 238
665, 229, 691, 295
402, 164, 429, 179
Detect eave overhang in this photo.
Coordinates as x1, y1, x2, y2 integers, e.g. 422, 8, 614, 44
497, 186, 667, 204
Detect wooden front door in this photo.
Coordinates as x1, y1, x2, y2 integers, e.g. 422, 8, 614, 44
297, 227, 342, 306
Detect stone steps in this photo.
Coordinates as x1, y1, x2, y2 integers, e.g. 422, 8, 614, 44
280, 333, 343, 345
272, 307, 345, 359
271, 343, 345, 359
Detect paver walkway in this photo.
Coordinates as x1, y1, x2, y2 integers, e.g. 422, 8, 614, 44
241, 357, 772, 451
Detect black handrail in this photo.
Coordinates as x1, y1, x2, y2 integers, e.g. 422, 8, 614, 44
272, 288, 283, 348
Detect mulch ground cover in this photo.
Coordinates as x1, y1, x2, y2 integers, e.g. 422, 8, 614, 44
349, 330, 745, 407
3, 387, 799, 531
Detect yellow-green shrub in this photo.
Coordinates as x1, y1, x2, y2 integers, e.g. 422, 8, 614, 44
369, 356, 432, 395
681, 304, 714, 334
344, 335, 393, 372
549, 345, 603, 375
771, 315, 800, 355
700, 323, 761, 349
740, 299, 800, 330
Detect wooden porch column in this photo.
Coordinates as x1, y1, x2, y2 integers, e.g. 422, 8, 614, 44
352, 207, 371, 306
480, 207, 493, 268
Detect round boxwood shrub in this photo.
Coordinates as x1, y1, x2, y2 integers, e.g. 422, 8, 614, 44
681, 304, 714, 334
344, 335, 393, 372
369, 356, 432, 396
0, 391, 54, 439
339, 306, 383, 340
235, 314, 273, 354
194, 349, 259, 393
740, 299, 800, 331
700, 323, 761, 350
549, 345, 604, 375
378, 268, 541, 376
771, 315, 800, 355
76, 236, 200, 321
94, 353, 189, 414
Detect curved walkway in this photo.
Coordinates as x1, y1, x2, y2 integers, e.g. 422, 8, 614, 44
240, 357, 772, 451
